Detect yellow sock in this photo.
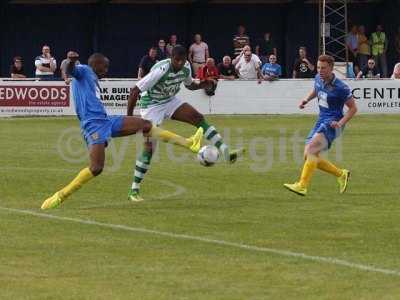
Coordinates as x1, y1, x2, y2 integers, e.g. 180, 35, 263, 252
59, 167, 94, 199
317, 158, 343, 177
299, 155, 318, 188
149, 126, 190, 149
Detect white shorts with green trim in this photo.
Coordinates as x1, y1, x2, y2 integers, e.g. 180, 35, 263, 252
139, 96, 184, 126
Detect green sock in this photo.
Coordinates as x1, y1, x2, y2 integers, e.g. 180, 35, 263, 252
197, 119, 229, 155
132, 150, 152, 191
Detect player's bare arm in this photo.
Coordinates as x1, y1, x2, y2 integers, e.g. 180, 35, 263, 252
127, 86, 140, 116
299, 88, 317, 109
330, 98, 358, 128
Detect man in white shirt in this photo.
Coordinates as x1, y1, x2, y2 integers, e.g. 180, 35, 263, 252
236, 50, 262, 82
188, 34, 209, 74
232, 45, 261, 67
35, 45, 57, 80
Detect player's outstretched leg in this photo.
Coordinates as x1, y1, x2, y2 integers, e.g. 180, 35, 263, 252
150, 125, 203, 153
172, 103, 244, 163
197, 119, 244, 163
41, 144, 105, 210
317, 158, 350, 193
118, 116, 203, 153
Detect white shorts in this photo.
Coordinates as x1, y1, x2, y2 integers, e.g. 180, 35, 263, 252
140, 96, 184, 126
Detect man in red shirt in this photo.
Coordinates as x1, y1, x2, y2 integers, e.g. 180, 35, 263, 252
196, 58, 219, 80
196, 58, 219, 96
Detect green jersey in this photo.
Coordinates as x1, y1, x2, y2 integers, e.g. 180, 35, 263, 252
136, 59, 193, 108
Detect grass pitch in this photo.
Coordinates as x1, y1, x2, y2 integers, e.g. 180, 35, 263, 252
0, 115, 400, 299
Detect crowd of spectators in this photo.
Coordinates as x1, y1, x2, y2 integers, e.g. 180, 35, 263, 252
134, 24, 399, 83
6, 24, 400, 82
346, 23, 400, 79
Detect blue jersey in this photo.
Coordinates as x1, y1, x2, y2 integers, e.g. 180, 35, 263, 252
314, 74, 352, 121
261, 63, 282, 77
71, 65, 107, 127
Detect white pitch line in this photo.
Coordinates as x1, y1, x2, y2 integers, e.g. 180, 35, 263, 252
1, 206, 399, 277
78, 179, 187, 209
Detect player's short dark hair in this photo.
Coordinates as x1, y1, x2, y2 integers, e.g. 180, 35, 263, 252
171, 45, 187, 58
318, 54, 335, 67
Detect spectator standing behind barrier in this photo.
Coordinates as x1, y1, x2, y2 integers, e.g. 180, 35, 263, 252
356, 58, 380, 79
35, 44, 57, 80
370, 24, 388, 78
236, 50, 262, 83
166, 34, 178, 57
218, 56, 237, 80
255, 32, 277, 64
233, 25, 250, 57
60, 51, 80, 84
10, 56, 26, 78
391, 63, 400, 79
156, 39, 168, 60
196, 58, 219, 96
395, 27, 400, 61
138, 47, 158, 79
189, 34, 209, 74
261, 54, 282, 81
346, 25, 359, 75
293, 46, 315, 78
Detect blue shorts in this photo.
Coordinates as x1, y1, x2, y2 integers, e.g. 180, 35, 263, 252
81, 116, 124, 146
305, 119, 344, 150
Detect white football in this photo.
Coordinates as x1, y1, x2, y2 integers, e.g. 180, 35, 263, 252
197, 145, 219, 167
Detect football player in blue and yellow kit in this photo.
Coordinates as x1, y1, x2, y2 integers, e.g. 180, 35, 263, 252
284, 55, 358, 196
41, 53, 202, 209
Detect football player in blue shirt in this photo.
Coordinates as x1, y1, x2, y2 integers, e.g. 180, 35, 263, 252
284, 55, 357, 196
41, 53, 203, 209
